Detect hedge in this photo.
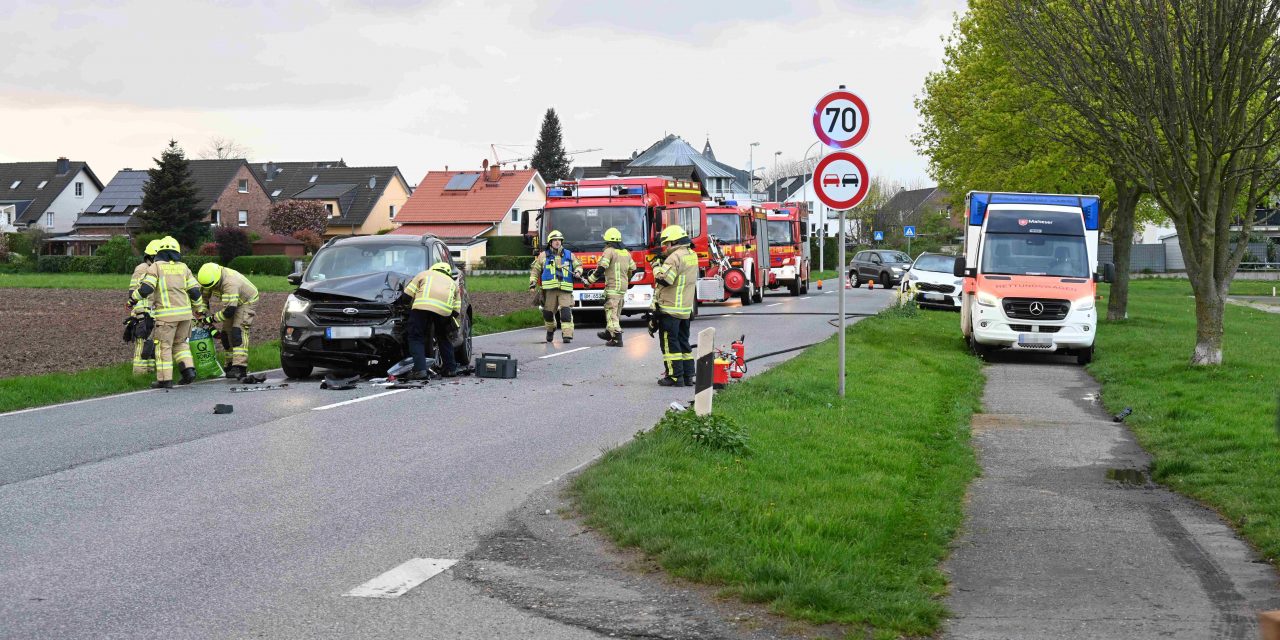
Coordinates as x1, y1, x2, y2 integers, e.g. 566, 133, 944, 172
482, 255, 532, 270
228, 255, 299, 276
485, 236, 529, 257
184, 256, 222, 272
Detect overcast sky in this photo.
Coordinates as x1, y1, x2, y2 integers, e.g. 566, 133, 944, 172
0, 0, 965, 188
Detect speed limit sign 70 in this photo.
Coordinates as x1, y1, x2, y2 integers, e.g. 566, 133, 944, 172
812, 89, 870, 149
813, 152, 869, 211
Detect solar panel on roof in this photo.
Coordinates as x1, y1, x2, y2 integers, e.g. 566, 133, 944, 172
444, 174, 480, 191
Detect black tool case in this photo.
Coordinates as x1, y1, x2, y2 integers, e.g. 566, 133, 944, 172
474, 353, 518, 379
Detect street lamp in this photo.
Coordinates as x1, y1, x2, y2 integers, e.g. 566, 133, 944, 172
772, 151, 781, 200
748, 142, 759, 200
801, 140, 825, 272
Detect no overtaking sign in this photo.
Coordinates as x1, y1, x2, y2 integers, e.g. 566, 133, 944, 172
812, 152, 869, 211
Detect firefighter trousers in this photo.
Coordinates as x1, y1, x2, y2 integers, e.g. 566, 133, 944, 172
220, 303, 256, 367
153, 319, 193, 382
656, 313, 693, 381
542, 289, 574, 339
407, 309, 457, 373
603, 292, 625, 335
132, 337, 155, 374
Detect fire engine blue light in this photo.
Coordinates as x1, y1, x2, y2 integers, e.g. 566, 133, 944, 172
725, 200, 738, 206
621, 187, 644, 195
548, 188, 566, 197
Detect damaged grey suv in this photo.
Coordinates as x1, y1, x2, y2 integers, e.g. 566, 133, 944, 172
279, 234, 473, 379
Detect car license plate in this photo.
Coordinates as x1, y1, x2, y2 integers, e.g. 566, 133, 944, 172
1017, 333, 1053, 346
579, 291, 604, 301
326, 326, 372, 339
922, 293, 944, 301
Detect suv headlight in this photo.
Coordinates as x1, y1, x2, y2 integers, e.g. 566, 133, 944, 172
1074, 296, 1096, 311
284, 294, 310, 315
977, 291, 999, 307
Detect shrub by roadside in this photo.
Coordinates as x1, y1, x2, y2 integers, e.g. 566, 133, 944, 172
571, 308, 984, 637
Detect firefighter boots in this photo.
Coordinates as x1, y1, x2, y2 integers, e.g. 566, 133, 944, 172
151, 380, 174, 389
546, 330, 554, 343
178, 367, 197, 385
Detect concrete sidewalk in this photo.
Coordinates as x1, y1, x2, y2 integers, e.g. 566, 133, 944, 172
943, 360, 1280, 639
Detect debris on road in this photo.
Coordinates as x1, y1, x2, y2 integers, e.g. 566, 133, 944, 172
320, 374, 361, 390
229, 383, 291, 393
1113, 407, 1133, 422
213, 404, 233, 414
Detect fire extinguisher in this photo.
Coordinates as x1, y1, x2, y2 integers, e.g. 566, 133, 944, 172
730, 335, 747, 379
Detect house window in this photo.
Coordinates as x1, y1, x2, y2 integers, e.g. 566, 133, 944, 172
37, 180, 47, 190
238, 210, 248, 227
527, 184, 534, 193
75, 182, 83, 197
8, 180, 19, 189
46, 212, 54, 227
211, 210, 221, 225
99, 205, 112, 213
389, 204, 396, 220
271, 189, 282, 197
510, 207, 519, 222
238, 179, 249, 193
309, 175, 318, 183
325, 203, 335, 217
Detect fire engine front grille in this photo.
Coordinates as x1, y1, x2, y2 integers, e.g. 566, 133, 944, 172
1003, 298, 1070, 321
916, 282, 955, 294
310, 302, 394, 325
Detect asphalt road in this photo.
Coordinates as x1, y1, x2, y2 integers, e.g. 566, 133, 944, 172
0, 285, 892, 639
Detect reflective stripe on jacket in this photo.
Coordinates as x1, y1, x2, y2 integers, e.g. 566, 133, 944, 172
530, 249, 581, 291
598, 247, 636, 295
404, 270, 460, 316
206, 266, 260, 307
129, 262, 153, 312
654, 245, 698, 318
140, 260, 198, 321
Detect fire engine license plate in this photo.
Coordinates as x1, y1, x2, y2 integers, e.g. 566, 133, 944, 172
578, 291, 604, 301
1017, 333, 1053, 346
326, 326, 372, 339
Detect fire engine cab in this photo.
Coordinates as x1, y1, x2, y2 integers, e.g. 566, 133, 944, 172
761, 202, 811, 296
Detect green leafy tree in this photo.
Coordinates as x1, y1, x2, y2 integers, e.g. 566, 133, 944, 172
531, 108, 570, 182
138, 140, 207, 250
267, 199, 328, 237
913, 0, 1154, 321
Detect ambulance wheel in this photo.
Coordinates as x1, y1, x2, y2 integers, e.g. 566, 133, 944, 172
282, 360, 313, 379
968, 334, 992, 360
1075, 345, 1094, 365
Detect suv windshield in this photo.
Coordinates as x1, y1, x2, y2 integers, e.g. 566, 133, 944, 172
913, 254, 956, 273
880, 252, 912, 264
544, 206, 648, 251
708, 213, 743, 244
981, 234, 1089, 277
306, 243, 429, 281
766, 220, 794, 245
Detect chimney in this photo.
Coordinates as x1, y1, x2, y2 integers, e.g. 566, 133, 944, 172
56, 157, 70, 175
488, 165, 501, 182
265, 161, 276, 181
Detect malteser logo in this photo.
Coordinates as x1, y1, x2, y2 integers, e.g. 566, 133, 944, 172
1020, 218, 1054, 225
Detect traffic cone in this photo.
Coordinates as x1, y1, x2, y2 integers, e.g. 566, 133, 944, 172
845, 278, 852, 289
868, 280, 876, 290
817, 279, 823, 290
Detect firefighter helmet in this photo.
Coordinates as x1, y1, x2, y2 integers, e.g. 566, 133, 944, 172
546, 230, 565, 244
603, 228, 622, 243
144, 239, 162, 257
197, 262, 223, 288
659, 225, 687, 244
157, 236, 181, 252
430, 261, 452, 274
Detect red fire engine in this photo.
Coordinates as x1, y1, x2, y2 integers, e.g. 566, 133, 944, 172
522, 177, 702, 316
703, 200, 769, 305
761, 202, 812, 295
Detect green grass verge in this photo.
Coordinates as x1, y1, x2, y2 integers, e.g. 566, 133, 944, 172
0, 342, 282, 414
465, 275, 529, 292
811, 269, 840, 282
0, 272, 295, 292
472, 308, 544, 335
1092, 279, 1280, 563
571, 307, 984, 637
1227, 278, 1280, 296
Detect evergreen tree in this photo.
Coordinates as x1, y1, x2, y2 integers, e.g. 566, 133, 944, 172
531, 108, 570, 182
138, 140, 206, 250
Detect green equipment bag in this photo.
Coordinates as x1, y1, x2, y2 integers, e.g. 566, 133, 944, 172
190, 327, 225, 380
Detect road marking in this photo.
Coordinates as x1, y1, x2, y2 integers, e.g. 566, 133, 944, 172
538, 346, 590, 359
312, 389, 407, 411
474, 326, 540, 338
767, 302, 783, 307
344, 558, 457, 599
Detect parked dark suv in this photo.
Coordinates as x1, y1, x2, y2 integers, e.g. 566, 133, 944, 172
279, 234, 472, 379
847, 250, 913, 288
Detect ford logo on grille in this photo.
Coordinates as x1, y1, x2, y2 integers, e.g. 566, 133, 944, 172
1029, 301, 1045, 316
342, 307, 359, 315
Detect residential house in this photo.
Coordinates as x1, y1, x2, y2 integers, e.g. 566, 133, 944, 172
0, 158, 103, 235
761, 172, 840, 238
391, 165, 546, 268
571, 135, 753, 201
875, 186, 957, 244
250, 160, 411, 237
68, 160, 273, 254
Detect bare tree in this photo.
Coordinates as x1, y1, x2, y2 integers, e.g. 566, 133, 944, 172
999, 0, 1280, 365
759, 158, 817, 195
197, 136, 252, 160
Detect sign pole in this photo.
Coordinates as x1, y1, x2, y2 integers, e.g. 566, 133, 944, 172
838, 202, 846, 397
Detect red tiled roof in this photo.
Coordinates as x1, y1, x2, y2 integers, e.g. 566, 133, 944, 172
390, 223, 494, 238
395, 169, 540, 224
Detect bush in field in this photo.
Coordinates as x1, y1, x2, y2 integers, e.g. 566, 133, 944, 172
213, 226, 252, 265
291, 229, 322, 254
0, 232, 8, 262
199, 242, 220, 256
267, 199, 327, 237
646, 409, 750, 455
132, 232, 166, 255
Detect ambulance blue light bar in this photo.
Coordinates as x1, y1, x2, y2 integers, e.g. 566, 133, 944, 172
968, 191, 1100, 230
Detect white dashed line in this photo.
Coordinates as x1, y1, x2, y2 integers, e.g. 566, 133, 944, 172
766, 302, 783, 307
343, 558, 457, 598
538, 346, 591, 359
312, 390, 408, 411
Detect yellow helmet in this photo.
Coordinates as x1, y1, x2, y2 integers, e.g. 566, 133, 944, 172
659, 224, 687, 244
603, 228, 622, 243
430, 261, 452, 274
197, 262, 223, 287
144, 239, 163, 256
158, 236, 180, 252
546, 230, 565, 243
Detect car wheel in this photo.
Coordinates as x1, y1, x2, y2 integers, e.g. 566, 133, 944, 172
281, 360, 313, 380
851, 272, 862, 288
453, 313, 473, 366
1076, 345, 1094, 365
880, 272, 892, 288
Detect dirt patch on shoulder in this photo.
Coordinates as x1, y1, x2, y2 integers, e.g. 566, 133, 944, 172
0, 289, 531, 378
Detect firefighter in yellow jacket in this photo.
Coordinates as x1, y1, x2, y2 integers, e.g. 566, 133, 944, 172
585, 227, 635, 347
127, 239, 162, 374
401, 262, 461, 379
196, 263, 260, 380
651, 224, 699, 387
529, 230, 582, 344
129, 236, 203, 388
